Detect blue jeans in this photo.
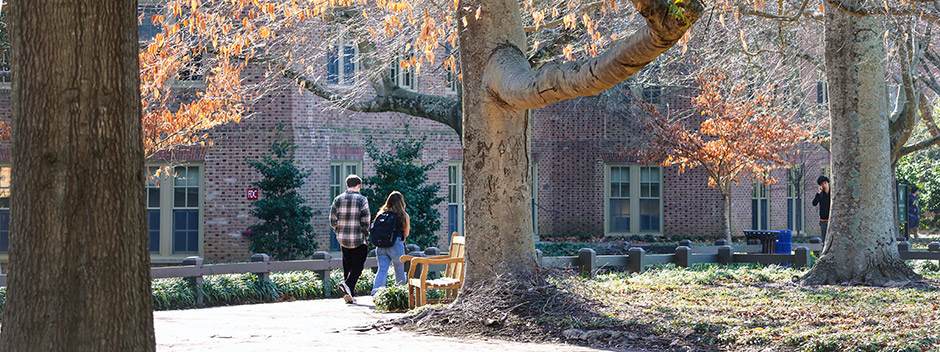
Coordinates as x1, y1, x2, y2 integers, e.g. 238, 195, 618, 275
372, 238, 406, 295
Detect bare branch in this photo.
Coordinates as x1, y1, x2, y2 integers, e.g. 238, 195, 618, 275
738, 0, 812, 22
523, 1, 605, 32
899, 134, 940, 156
826, 0, 940, 26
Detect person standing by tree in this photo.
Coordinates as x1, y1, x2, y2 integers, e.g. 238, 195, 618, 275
330, 175, 371, 304
813, 176, 832, 241
909, 185, 921, 240
370, 191, 410, 295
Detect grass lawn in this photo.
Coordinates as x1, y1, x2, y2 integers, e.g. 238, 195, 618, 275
574, 261, 940, 351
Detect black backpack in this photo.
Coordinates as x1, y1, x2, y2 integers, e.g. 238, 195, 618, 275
370, 212, 401, 248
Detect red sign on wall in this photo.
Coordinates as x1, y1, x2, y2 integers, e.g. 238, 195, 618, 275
247, 188, 259, 200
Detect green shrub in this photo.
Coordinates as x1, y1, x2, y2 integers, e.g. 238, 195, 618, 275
374, 284, 409, 312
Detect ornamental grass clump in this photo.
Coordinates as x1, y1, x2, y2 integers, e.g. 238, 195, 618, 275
374, 284, 409, 312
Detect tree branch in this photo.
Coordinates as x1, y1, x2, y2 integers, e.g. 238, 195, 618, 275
826, 0, 940, 26
528, 29, 584, 70
523, 1, 605, 33
489, 0, 703, 110
899, 134, 940, 156
281, 68, 462, 136
738, 0, 812, 22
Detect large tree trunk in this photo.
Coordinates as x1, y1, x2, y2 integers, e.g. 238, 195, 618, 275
456, 0, 702, 285
0, 0, 155, 350
801, 0, 918, 286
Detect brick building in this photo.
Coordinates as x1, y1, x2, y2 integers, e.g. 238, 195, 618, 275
0, 8, 833, 264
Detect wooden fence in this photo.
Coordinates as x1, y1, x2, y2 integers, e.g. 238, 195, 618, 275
0, 240, 936, 307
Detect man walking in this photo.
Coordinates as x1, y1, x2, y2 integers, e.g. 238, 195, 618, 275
812, 175, 831, 241
330, 175, 371, 304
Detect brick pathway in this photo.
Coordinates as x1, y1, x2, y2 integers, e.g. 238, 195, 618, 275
154, 297, 610, 351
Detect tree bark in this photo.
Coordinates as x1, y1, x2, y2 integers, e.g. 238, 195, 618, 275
801, 0, 918, 286
456, 0, 702, 285
0, 0, 155, 351
721, 191, 732, 242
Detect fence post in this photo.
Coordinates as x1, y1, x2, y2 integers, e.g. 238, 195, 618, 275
535, 249, 543, 267
679, 239, 692, 248
182, 256, 204, 308
312, 251, 332, 298
424, 247, 440, 257
794, 247, 811, 269
718, 246, 733, 265
404, 251, 426, 278
628, 247, 646, 274
250, 254, 273, 301
809, 237, 822, 257
578, 248, 597, 277
929, 242, 940, 267
714, 239, 728, 246
675, 246, 691, 268
898, 241, 911, 253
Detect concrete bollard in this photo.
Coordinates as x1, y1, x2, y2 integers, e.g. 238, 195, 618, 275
898, 241, 911, 253
929, 242, 940, 267
182, 256, 204, 308
679, 239, 692, 248
717, 246, 733, 265
312, 251, 332, 297
578, 248, 597, 277
714, 239, 728, 246
424, 247, 440, 257
675, 246, 691, 268
794, 247, 811, 269
406, 244, 420, 254
535, 249, 543, 267
250, 254, 273, 301
628, 247, 646, 274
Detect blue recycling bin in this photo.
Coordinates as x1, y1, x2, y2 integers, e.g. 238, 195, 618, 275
775, 229, 792, 267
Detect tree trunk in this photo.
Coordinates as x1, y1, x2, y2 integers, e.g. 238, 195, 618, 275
456, 0, 702, 285
721, 192, 732, 242
801, 1, 918, 286
0, 0, 156, 350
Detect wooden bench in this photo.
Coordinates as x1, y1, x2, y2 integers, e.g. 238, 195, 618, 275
399, 232, 465, 308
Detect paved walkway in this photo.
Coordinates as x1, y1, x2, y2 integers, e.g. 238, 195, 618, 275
154, 297, 609, 352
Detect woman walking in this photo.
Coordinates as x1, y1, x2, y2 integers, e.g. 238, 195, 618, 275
371, 191, 410, 295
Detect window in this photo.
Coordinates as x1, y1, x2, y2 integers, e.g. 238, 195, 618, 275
327, 40, 358, 86
389, 53, 415, 90
147, 167, 161, 253
642, 85, 663, 105
787, 167, 803, 233
329, 160, 362, 251
751, 181, 769, 230
820, 163, 831, 179
445, 69, 459, 95
639, 167, 661, 232
179, 53, 204, 81
531, 163, 538, 235
173, 166, 201, 253
816, 81, 829, 106
605, 164, 662, 234
147, 164, 203, 258
138, 5, 162, 44
0, 167, 9, 253
448, 162, 464, 236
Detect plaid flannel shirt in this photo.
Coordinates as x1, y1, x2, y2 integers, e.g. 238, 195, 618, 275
330, 190, 371, 249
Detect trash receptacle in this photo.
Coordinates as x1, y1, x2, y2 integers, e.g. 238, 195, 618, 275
775, 230, 792, 254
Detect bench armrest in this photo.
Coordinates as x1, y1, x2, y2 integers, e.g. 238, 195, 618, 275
410, 257, 464, 266
399, 254, 449, 263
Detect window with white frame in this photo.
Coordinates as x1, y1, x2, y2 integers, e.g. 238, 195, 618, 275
820, 163, 831, 179
605, 164, 662, 234
389, 53, 415, 90
445, 69, 459, 95
448, 162, 463, 236
329, 160, 362, 251
751, 181, 770, 230
531, 163, 538, 235
146, 164, 203, 257
787, 167, 804, 233
0, 167, 9, 253
816, 81, 829, 106
327, 39, 358, 86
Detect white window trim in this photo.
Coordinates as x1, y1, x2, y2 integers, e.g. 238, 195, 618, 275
604, 164, 663, 235
786, 167, 805, 234
751, 181, 770, 230
390, 53, 416, 91
329, 160, 363, 202
530, 163, 538, 235
448, 161, 464, 236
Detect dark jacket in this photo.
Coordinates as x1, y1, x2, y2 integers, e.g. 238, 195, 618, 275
908, 194, 921, 228
812, 191, 830, 221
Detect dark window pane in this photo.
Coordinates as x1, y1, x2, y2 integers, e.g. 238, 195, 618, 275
343, 45, 356, 83
148, 188, 160, 208
640, 199, 660, 232
752, 199, 758, 229
0, 210, 8, 252
0, 197, 8, 209
327, 47, 339, 84
187, 187, 198, 207
448, 204, 457, 234
174, 188, 185, 207
173, 210, 199, 253
610, 199, 630, 232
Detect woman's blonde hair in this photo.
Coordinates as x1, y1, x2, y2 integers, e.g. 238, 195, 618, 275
378, 191, 408, 218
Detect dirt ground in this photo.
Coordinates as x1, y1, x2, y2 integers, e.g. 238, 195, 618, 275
154, 296, 618, 352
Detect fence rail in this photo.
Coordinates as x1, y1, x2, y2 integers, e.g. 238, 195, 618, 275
0, 240, 936, 307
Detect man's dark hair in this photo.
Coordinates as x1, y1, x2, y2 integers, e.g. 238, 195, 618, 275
346, 174, 362, 188
911, 184, 920, 194
817, 175, 830, 185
